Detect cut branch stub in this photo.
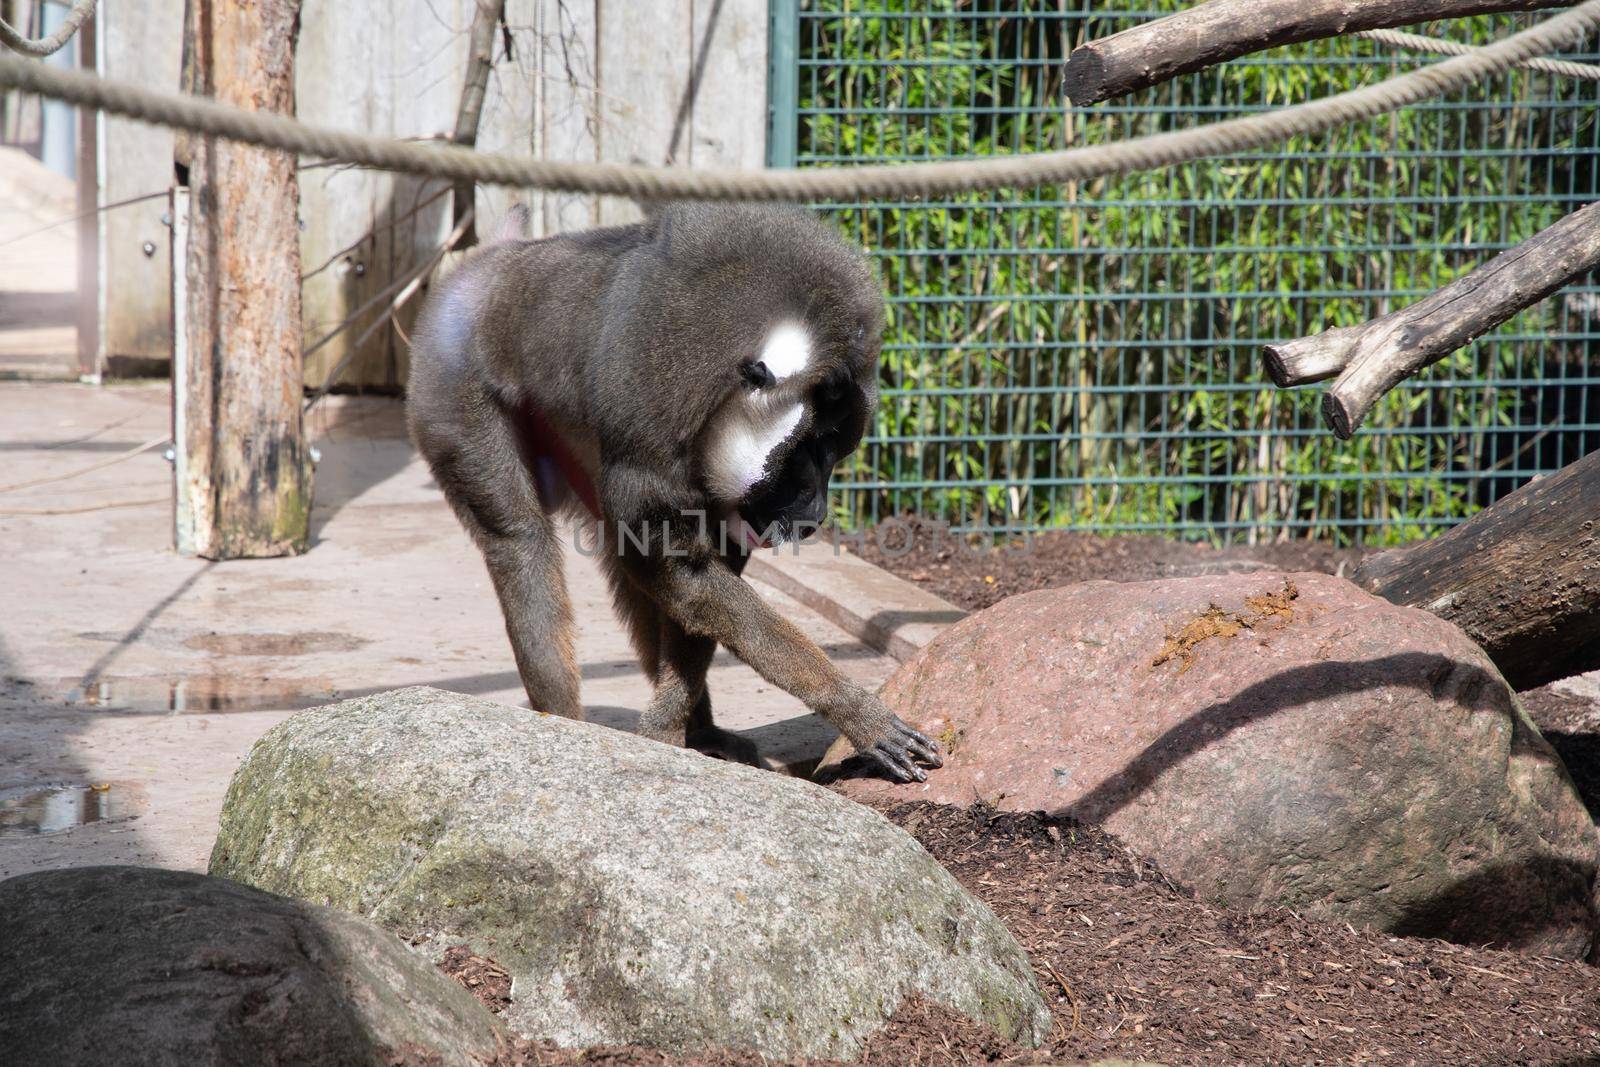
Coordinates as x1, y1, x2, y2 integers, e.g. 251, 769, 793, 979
1262, 327, 1362, 388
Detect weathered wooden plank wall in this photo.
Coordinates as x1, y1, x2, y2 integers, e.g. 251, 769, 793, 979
555, 0, 768, 230
96, 0, 183, 376
295, 0, 497, 392
85, 0, 768, 387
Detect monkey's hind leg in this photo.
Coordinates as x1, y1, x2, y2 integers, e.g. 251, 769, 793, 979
604, 557, 762, 766
416, 405, 583, 720
661, 618, 763, 767
684, 686, 764, 768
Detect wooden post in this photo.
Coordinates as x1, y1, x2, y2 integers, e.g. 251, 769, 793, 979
1063, 0, 1570, 105
1352, 449, 1600, 690
173, 0, 310, 558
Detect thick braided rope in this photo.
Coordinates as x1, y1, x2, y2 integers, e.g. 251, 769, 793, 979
1355, 25, 1600, 80
0, 2, 1597, 200
0, 0, 96, 58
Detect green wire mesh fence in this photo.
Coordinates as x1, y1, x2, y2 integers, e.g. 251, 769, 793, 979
770, 2, 1600, 543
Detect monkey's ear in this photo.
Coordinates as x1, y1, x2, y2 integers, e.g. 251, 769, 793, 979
741, 360, 776, 389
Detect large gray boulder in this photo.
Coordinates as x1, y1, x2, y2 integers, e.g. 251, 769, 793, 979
0, 865, 503, 1067
818, 572, 1600, 959
209, 687, 1048, 1060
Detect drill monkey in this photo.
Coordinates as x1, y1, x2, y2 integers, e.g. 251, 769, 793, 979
406, 202, 943, 782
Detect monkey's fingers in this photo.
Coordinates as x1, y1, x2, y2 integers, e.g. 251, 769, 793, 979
894, 719, 944, 769
867, 740, 928, 783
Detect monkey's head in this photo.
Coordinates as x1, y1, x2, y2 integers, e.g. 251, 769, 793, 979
714, 334, 874, 549
649, 205, 883, 549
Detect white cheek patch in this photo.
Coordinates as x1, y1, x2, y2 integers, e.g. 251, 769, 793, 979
705, 398, 804, 501
760, 322, 811, 381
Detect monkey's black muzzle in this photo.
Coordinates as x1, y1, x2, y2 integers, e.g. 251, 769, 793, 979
738, 435, 834, 547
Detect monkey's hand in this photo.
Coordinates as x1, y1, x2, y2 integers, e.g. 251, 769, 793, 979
840, 695, 944, 783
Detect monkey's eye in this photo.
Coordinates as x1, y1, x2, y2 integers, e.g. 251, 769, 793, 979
741, 360, 776, 389
855, 323, 867, 344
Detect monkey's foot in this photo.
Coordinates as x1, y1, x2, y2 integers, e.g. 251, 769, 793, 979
862, 716, 944, 784
685, 722, 765, 768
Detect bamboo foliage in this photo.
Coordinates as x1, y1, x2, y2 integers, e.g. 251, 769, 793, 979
797, 3, 1600, 543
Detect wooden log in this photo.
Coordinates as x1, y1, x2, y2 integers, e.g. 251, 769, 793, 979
1063, 0, 1569, 105
174, 0, 310, 558
1352, 450, 1600, 690
1263, 199, 1600, 438
450, 0, 505, 249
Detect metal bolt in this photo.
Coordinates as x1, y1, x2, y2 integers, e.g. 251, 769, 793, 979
163, 447, 175, 464
142, 241, 157, 257
309, 446, 323, 465
353, 262, 366, 277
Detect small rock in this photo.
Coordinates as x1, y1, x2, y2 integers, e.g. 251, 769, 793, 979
818, 572, 1600, 959
209, 687, 1049, 1060
0, 865, 503, 1066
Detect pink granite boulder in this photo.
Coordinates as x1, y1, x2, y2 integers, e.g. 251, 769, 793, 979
818, 572, 1599, 958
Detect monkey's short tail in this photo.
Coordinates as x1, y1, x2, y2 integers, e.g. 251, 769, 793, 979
491, 203, 532, 244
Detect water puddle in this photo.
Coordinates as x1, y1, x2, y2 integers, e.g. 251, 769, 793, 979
0, 783, 115, 834
182, 631, 368, 656
60, 676, 341, 714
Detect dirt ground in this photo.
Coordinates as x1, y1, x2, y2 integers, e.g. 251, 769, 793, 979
429, 800, 1600, 1066
409, 525, 1600, 1067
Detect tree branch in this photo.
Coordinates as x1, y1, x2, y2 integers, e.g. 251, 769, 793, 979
1064, 0, 1569, 105
1263, 199, 1600, 438
450, 0, 506, 248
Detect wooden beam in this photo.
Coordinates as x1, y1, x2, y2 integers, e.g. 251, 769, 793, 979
173, 0, 310, 558
1063, 0, 1569, 105
1352, 450, 1600, 690
1263, 199, 1600, 438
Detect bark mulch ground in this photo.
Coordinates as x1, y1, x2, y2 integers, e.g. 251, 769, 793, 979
856, 517, 1370, 613
428, 800, 1600, 1067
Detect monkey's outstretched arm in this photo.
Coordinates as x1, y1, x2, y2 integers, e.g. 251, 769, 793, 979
657, 553, 940, 781
600, 469, 942, 782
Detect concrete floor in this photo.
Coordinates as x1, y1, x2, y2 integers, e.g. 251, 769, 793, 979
0, 381, 896, 879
